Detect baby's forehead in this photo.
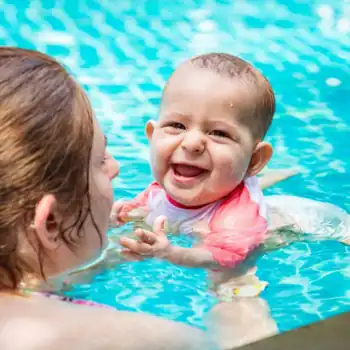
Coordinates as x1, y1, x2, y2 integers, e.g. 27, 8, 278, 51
160, 57, 274, 138
164, 62, 258, 96
162, 66, 257, 110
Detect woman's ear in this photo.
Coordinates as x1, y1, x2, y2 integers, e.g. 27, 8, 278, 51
247, 142, 273, 177
33, 194, 62, 251
145, 120, 157, 141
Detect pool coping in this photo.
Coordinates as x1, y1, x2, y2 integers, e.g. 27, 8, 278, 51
234, 311, 349, 350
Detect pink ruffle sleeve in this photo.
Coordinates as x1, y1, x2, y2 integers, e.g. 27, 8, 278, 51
201, 183, 268, 268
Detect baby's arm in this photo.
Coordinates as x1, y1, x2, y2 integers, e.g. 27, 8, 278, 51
258, 168, 299, 190
109, 182, 160, 226
118, 217, 219, 269
158, 246, 220, 269
119, 226, 263, 270
119, 215, 266, 270
154, 244, 256, 270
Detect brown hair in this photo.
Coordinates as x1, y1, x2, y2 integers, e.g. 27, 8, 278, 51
189, 53, 275, 139
0, 47, 96, 290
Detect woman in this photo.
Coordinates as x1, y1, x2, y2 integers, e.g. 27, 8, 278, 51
0, 47, 218, 350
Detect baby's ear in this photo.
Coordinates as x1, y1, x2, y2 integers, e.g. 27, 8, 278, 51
145, 120, 157, 141
247, 141, 273, 177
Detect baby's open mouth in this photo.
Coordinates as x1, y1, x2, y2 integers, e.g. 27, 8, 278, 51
172, 164, 208, 177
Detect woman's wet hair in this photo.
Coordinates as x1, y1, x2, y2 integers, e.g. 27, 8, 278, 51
0, 47, 100, 290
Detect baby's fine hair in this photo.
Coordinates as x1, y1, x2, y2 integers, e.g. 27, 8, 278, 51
171, 53, 275, 139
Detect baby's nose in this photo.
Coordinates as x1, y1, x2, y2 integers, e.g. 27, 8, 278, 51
181, 131, 205, 155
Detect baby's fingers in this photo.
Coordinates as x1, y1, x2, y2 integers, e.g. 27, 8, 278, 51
119, 236, 154, 256
135, 229, 157, 245
153, 215, 167, 236
109, 200, 124, 226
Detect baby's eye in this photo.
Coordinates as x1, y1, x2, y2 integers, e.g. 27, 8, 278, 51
169, 122, 186, 130
210, 130, 230, 138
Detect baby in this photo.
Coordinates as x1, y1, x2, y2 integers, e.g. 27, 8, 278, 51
113, 53, 286, 268
110, 53, 290, 347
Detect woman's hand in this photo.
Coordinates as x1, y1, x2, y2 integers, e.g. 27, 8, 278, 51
119, 216, 172, 259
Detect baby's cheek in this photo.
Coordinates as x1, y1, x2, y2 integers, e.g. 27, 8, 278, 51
232, 153, 251, 179
217, 157, 240, 180
155, 142, 174, 166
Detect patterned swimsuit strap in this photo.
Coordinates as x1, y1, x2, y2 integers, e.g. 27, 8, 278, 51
29, 290, 113, 309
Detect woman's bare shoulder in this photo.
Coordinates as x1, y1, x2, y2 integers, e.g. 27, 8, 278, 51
0, 294, 218, 350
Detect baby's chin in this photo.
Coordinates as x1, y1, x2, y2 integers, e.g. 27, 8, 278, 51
165, 185, 221, 207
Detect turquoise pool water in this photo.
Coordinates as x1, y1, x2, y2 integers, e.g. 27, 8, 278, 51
1, 0, 349, 333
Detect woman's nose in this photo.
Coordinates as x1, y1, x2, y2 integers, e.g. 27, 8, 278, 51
106, 152, 120, 179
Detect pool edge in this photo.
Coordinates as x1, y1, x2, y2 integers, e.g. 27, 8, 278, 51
235, 312, 349, 350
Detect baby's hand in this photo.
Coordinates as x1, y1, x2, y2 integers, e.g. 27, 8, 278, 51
119, 216, 171, 258
109, 200, 126, 227
109, 200, 149, 227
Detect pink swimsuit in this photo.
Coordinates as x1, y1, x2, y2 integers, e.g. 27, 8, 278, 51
121, 176, 268, 268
